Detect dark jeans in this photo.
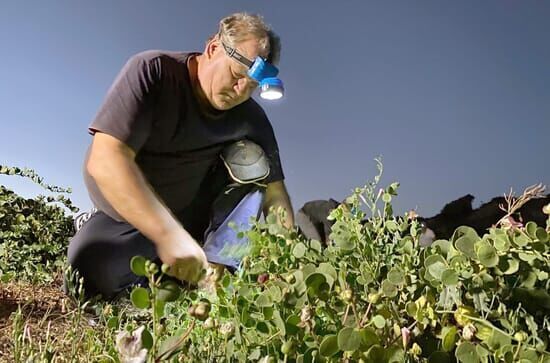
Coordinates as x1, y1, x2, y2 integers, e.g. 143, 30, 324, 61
67, 210, 157, 299
66, 183, 258, 299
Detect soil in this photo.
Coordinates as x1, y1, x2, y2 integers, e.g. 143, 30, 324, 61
0, 276, 71, 361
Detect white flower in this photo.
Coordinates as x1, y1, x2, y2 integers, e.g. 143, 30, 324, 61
220, 322, 234, 336
462, 323, 477, 341
115, 326, 148, 363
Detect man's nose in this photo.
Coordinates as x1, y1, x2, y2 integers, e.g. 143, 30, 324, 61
234, 78, 254, 96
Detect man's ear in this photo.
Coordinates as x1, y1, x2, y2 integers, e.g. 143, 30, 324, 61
205, 38, 221, 60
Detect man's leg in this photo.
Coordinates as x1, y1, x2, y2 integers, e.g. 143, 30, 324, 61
67, 211, 158, 299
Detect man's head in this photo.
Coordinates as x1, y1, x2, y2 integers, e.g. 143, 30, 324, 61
196, 13, 281, 111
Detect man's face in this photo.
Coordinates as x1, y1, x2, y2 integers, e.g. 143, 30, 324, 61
199, 37, 262, 111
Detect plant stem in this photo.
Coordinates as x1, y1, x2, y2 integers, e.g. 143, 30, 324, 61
342, 304, 350, 325
359, 302, 372, 327
155, 320, 195, 363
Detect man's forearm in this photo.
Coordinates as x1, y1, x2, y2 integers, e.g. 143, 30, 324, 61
87, 136, 181, 244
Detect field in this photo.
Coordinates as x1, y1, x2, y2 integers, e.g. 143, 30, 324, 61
1, 164, 549, 362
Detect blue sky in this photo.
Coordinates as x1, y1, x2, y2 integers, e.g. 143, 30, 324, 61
1, 1, 549, 218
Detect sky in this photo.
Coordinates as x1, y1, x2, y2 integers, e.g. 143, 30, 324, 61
1, 1, 549, 219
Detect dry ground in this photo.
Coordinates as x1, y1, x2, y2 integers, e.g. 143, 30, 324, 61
0, 276, 78, 362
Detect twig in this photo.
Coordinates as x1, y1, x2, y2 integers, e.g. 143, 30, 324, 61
497, 183, 546, 227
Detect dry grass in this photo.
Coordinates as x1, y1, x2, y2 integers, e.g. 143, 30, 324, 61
0, 275, 116, 362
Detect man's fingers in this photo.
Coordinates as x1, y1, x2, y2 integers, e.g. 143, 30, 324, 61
169, 259, 207, 284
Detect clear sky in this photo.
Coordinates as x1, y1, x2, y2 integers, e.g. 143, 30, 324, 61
1, 1, 549, 218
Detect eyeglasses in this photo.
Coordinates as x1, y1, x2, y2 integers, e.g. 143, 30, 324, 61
221, 42, 255, 69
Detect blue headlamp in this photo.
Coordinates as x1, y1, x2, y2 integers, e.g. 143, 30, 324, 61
222, 42, 284, 100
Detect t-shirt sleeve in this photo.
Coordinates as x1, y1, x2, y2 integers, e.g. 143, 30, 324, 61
88, 52, 161, 153
246, 103, 285, 184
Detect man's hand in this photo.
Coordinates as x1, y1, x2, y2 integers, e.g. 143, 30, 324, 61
156, 230, 209, 284
263, 180, 294, 229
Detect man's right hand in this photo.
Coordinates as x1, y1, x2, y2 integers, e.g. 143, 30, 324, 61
156, 231, 208, 284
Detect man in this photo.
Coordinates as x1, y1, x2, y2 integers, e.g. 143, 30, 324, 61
67, 13, 293, 299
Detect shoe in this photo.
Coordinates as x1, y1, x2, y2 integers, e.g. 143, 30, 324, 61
73, 207, 98, 232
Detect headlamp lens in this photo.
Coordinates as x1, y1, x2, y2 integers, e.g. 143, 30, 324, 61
260, 78, 284, 100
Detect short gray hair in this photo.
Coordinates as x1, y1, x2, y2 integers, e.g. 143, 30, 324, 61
212, 13, 281, 65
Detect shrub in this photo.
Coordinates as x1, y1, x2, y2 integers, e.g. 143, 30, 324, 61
0, 165, 78, 283
124, 161, 550, 362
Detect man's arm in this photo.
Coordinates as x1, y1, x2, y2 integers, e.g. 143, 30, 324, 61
87, 132, 208, 282
262, 180, 294, 229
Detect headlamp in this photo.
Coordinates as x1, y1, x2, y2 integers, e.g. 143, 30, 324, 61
222, 42, 284, 100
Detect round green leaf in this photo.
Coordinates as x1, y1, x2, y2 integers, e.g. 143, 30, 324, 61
518, 252, 536, 263
154, 300, 165, 318
255, 292, 273, 307
157, 280, 181, 302
130, 256, 147, 277
305, 272, 326, 296
365, 345, 385, 361
441, 269, 459, 286
512, 232, 530, 247
431, 239, 452, 256
535, 227, 548, 242
455, 341, 480, 363
310, 239, 322, 252
406, 302, 417, 317
256, 321, 269, 334
358, 327, 380, 350
452, 226, 480, 242
381, 279, 398, 298
382, 193, 392, 203
385, 220, 399, 232
107, 316, 119, 329
441, 326, 458, 352
428, 351, 452, 363
525, 221, 538, 239
455, 236, 477, 259
337, 327, 361, 351
292, 243, 306, 258
493, 235, 510, 252
266, 285, 282, 303
272, 310, 286, 336
425, 255, 448, 280
497, 257, 519, 275
372, 315, 386, 329
476, 241, 498, 267
285, 315, 300, 335
387, 268, 405, 285
319, 335, 339, 357
317, 263, 337, 286
385, 346, 405, 363
302, 348, 319, 363
141, 328, 153, 350
130, 287, 150, 309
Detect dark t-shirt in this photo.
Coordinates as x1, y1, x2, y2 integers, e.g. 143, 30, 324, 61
84, 50, 284, 223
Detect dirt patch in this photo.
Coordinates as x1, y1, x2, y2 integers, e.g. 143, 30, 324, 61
0, 278, 71, 361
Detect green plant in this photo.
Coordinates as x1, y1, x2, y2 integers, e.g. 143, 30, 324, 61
3, 161, 550, 362
124, 159, 550, 362
0, 165, 78, 283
